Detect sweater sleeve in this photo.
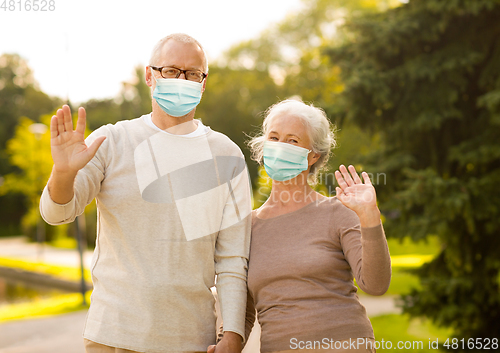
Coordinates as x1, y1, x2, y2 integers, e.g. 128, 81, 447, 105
243, 289, 256, 345
216, 288, 256, 345
214, 158, 252, 341
339, 209, 392, 296
39, 129, 107, 225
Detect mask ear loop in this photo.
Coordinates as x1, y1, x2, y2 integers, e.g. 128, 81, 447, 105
150, 66, 158, 84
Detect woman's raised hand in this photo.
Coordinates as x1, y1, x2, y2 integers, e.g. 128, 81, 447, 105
335, 165, 381, 227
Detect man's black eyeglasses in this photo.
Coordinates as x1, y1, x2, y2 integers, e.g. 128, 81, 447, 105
150, 66, 207, 83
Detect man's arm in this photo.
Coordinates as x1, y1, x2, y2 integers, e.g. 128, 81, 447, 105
40, 105, 106, 225
48, 105, 105, 203
214, 158, 252, 351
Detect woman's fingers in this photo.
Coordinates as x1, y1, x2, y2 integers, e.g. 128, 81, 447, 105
339, 164, 354, 186
348, 165, 362, 184
335, 170, 349, 190
362, 171, 372, 185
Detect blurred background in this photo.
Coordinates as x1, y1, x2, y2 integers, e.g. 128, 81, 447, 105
0, 0, 499, 352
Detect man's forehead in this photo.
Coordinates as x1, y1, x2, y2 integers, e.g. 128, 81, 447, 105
158, 40, 205, 68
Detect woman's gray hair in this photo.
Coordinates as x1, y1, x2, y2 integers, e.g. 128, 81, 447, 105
149, 33, 209, 73
248, 99, 336, 184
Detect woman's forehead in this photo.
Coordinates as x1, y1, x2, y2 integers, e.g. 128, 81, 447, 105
268, 114, 306, 132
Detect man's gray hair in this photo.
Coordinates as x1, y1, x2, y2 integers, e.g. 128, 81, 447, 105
248, 98, 337, 184
149, 33, 209, 73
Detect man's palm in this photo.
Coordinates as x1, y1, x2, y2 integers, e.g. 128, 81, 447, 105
50, 105, 105, 174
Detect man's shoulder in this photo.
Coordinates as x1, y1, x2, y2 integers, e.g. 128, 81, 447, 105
207, 129, 244, 156
88, 116, 146, 138
98, 116, 144, 132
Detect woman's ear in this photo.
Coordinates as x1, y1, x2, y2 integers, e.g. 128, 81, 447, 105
308, 152, 320, 166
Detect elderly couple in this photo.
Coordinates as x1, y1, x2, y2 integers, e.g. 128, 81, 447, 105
40, 34, 391, 353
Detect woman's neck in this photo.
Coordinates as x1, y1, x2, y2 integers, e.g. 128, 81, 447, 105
265, 172, 320, 209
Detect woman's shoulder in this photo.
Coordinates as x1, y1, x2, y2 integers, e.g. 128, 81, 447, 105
317, 195, 360, 223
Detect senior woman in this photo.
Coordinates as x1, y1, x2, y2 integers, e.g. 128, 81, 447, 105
211, 99, 391, 353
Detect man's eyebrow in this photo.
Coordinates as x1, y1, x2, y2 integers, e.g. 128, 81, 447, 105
162, 65, 203, 71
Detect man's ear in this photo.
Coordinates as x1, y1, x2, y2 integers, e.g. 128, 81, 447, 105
145, 66, 153, 87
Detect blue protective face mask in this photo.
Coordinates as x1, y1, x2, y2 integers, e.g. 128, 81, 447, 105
151, 73, 203, 117
263, 141, 311, 181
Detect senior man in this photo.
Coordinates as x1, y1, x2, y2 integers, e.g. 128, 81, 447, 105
40, 33, 251, 353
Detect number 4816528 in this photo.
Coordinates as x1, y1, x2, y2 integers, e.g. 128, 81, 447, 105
0, 0, 56, 11
443, 338, 498, 350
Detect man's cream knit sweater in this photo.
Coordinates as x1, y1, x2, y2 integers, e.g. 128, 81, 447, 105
40, 115, 252, 352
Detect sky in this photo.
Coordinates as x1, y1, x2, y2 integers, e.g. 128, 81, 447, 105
0, 0, 303, 104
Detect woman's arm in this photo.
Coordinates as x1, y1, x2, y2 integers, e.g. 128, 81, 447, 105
335, 164, 392, 295
341, 220, 392, 295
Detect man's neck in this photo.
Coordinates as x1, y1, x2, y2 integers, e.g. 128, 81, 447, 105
151, 104, 198, 135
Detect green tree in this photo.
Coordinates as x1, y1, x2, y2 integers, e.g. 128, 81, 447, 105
83, 65, 151, 130
196, 65, 282, 185
217, 0, 398, 191
327, 0, 500, 341
0, 113, 97, 244
0, 116, 53, 237
0, 54, 61, 235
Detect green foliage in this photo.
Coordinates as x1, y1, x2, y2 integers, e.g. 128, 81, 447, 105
0, 113, 96, 245
196, 66, 283, 186
0, 54, 61, 235
0, 116, 52, 234
327, 0, 500, 341
83, 65, 151, 130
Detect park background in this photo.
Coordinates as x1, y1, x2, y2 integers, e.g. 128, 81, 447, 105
0, 0, 499, 352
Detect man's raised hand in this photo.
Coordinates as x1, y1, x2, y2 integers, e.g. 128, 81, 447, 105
50, 105, 106, 175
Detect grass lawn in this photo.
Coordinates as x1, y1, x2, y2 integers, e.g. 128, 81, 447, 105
0, 291, 91, 322
0, 257, 92, 322
0, 257, 91, 282
386, 235, 441, 257
363, 236, 447, 352
356, 235, 441, 296
371, 314, 452, 352
0, 234, 442, 325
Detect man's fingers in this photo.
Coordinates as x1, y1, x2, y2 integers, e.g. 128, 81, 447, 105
56, 109, 65, 135
86, 136, 106, 159
50, 115, 59, 139
207, 345, 216, 353
62, 105, 74, 132
76, 107, 86, 134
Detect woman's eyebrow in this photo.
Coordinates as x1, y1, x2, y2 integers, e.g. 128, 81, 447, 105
269, 131, 301, 139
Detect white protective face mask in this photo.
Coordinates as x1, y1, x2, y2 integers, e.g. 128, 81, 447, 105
151, 71, 203, 117
263, 141, 311, 181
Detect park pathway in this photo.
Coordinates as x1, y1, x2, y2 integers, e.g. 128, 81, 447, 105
0, 236, 400, 353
